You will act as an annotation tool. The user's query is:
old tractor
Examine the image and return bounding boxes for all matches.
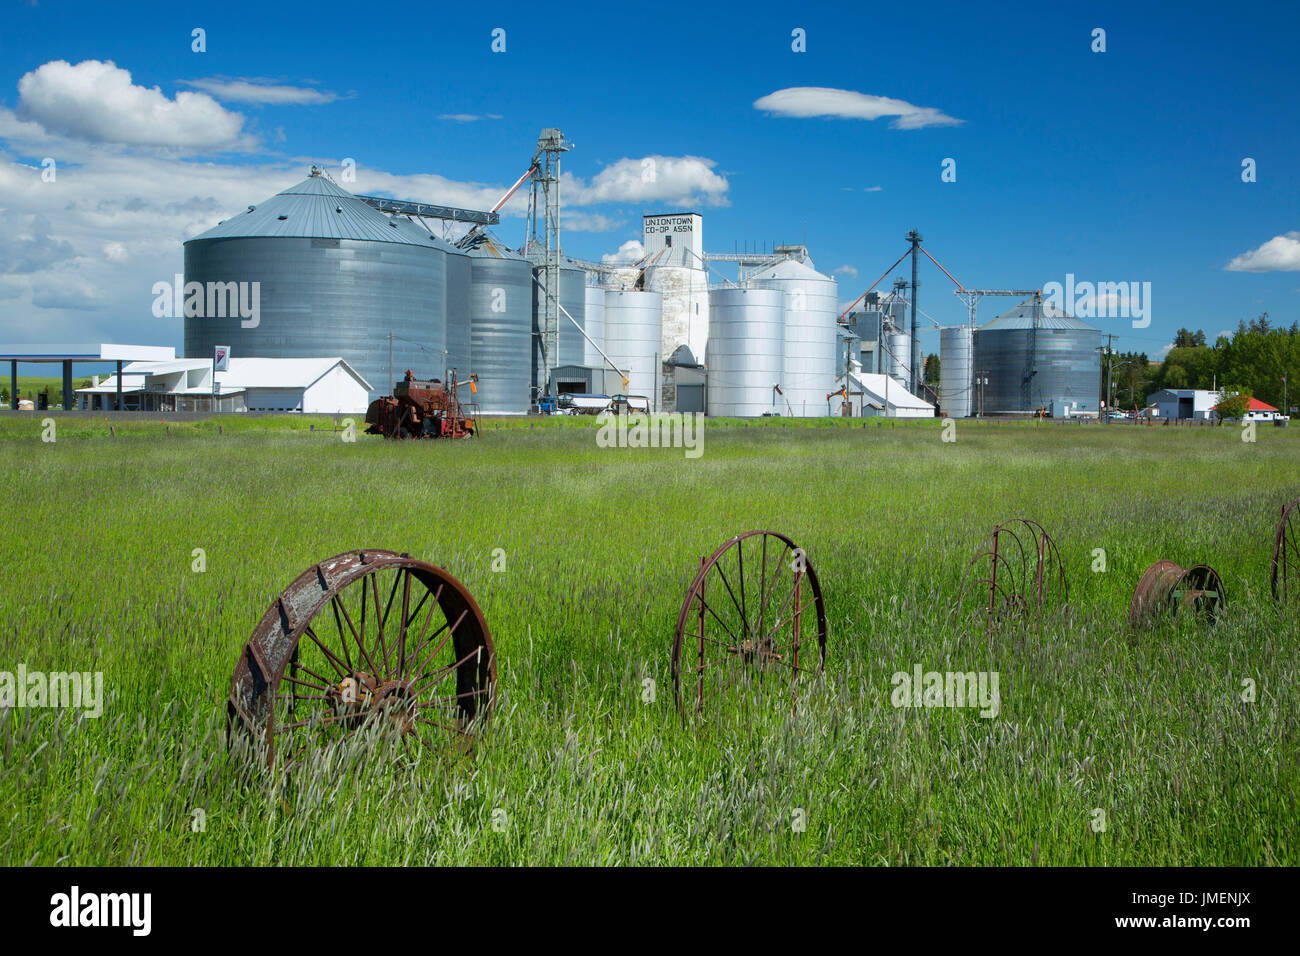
[365,369,478,439]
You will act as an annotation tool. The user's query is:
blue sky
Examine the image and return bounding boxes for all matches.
[1,0,1298,369]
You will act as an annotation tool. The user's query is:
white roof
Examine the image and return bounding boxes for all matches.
[223,357,370,390]
[842,372,935,411]
[0,343,175,362]
[78,357,371,395]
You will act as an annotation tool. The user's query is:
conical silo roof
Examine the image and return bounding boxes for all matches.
[746,258,832,283]
[188,172,453,247]
[981,297,1101,332]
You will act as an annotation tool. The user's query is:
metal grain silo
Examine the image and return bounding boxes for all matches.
[974,297,1102,415]
[444,246,472,381]
[466,233,531,414]
[603,289,663,400]
[530,257,588,392]
[183,171,447,400]
[746,259,838,417]
[706,287,784,418]
[939,325,974,418]
[881,290,911,385]
[583,284,606,370]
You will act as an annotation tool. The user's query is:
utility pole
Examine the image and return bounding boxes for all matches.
[1101,334,1115,424]
[389,331,393,391]
[907,229,922,395]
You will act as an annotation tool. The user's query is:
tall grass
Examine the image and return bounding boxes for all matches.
[0,416,1295,864]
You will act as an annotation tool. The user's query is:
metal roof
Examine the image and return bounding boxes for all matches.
[187,174,452,247]
[981,297,1101,332]
[745,258,833,283]
[87,357,371,394]
[463,230,527,260]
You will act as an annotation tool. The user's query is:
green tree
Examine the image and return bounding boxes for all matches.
[1215,390,1250,420]
[924,353,940,384]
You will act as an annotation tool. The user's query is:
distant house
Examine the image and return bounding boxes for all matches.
[77,357,371,413]
[1214,395,1284,422]
[1149,388,1220,420]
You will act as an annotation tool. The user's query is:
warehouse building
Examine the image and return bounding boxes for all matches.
[1149,388,1221,420]
[78,357,370,413]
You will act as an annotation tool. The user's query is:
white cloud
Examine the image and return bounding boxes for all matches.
[754,87,962,130]
[17,60,246,148]
[180,78,340,105]
[31,278,103,311]
[0,215,75,273]
[438,114,485,122]
[561,212,623,232]
[1225,232,1300,272]
[833,265,858,279]
[563,155,729,207]
[0,62,729,345]
[602,239,645,265]
[864,185,883,192]
[1153,341,1175,360]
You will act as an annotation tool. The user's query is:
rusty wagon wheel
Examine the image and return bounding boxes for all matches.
[1271,496,1300,603]
[956,518,1067,626]
[1127,560,1225,626]
[671,531,827,715]
[227,549,495,768]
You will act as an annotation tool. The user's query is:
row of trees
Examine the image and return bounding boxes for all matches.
[1104,314,1299,412]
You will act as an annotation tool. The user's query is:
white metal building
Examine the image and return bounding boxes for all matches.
[78,357,371,413]
[1149,388,1220,420]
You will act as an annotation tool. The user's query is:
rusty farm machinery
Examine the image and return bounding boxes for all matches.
[365,369,478,439]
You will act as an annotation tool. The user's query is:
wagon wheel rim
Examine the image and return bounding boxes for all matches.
[671,531,827,716]
[227,550,495,769]
[1271,496,1300,603]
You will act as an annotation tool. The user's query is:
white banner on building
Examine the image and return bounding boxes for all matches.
[213,345,230,372]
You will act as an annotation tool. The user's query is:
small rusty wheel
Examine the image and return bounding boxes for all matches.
[671,531,827,715]
[1127,560,1225,626]
[957,518,1067,626]
[227,549,495,768]
[1271,496,1300,603]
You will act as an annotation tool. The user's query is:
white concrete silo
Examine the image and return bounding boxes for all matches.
[706,287,785,418]
[603,289,663,401]
[746,259,838,417]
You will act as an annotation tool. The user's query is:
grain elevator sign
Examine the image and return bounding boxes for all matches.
[642,213,703,267]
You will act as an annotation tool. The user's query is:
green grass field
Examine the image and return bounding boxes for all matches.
[0,414,1296,865]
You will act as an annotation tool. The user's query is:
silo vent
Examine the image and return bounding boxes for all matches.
[335,205,343,213]
[278,215,288,220]
[246,205,255,213]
